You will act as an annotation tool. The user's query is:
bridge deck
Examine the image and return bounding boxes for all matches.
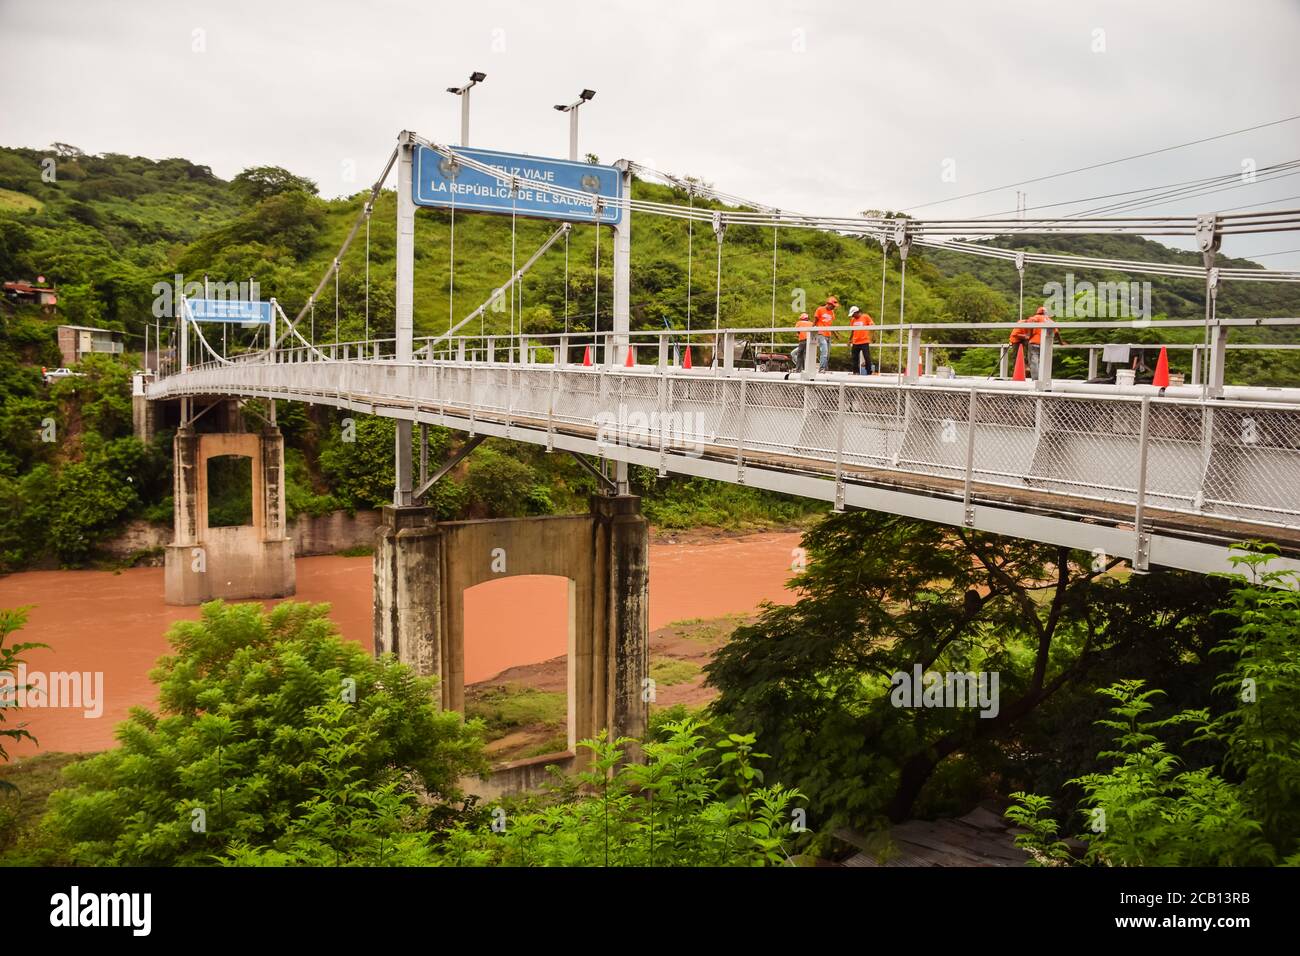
[148,359,1300,576]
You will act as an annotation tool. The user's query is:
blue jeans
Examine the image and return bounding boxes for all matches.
[817,336,830,371]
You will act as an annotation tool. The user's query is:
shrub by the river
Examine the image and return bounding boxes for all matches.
[44,600,488,865]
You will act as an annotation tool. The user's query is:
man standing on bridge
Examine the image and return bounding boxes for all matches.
[849,305,874,374]
[1009,305,1066,378]
[787,312,813,376]
[814,295,841,372]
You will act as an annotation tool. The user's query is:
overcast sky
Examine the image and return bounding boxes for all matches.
[2,0,1298,267]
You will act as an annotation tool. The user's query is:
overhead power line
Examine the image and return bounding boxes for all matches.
[899,112,1300,213]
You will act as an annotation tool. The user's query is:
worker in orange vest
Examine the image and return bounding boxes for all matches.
[848,305,874,374]
[788,312,813,376]
[813,295,840,371]
[1009,305,1066,378]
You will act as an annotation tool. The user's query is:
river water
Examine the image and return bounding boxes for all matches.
[0,531,803,757]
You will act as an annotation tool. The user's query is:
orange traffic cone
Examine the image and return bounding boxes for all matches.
[582,346,592,367]
[1152,346,1170,387]
[683,346,693,370]
[626,345,635,367]
[1012,344,1027,381]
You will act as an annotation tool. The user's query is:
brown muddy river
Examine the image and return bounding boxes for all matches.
[0,531,803,757]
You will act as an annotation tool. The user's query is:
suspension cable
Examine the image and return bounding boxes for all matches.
[686,186,693,334]
[714,217,724,337]
[899,256,908,376]
[878,240,887,375]
[510,178,518,343]
[364,210,371,342]
[274,145,396,351]
[770,217,778,339]
[594,214,601,341]
[449,174,457,333]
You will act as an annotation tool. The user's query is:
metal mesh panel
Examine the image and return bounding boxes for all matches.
[1139,403,1206,512]
[732,379,806,462]
[897,389,973,480]
[968,392,1039,490]
[150,361,1300,534]
[841,386,909,468]
[1202,405,1300,527]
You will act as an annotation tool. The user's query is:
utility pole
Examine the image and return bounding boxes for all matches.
[446,71,486,147]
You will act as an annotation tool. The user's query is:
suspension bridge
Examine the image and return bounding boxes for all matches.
[136,129,1300,783]
[146,130,1300,575]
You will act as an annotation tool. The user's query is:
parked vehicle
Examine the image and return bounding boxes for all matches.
[42,367,81,384]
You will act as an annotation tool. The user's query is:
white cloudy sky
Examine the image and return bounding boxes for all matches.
[2,0,1299,266]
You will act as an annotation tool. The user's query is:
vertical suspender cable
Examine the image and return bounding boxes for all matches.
[686,187,693,335]
[364,212,371,343]
[714,224,723,336]
[879,241,887,374]
[334,259,339,346]
[510,180,518,348]
[310,299,315,345]
[1018,263,1024,323]
[898,257,907,377]
[449,189,456,333]
[594,219,601,340]
[564,226,570,334]
[770,220,778,343]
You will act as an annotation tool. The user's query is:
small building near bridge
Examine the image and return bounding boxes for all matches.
[3,279,59,310]
[57,324,124,366]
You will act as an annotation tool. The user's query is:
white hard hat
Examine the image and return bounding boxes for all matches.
[848,305,861,316]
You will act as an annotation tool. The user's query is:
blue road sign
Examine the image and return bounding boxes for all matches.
[186,298,273,324]
[413,145,623,225]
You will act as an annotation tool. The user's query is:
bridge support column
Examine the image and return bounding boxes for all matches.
[372,506,443,677]
[164,424,295,605]
[372,494,649,789]
[592,494,650,750]
[131,372,157,443]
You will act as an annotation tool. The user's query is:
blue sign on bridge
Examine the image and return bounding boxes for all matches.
[413,145,623,225]
[185,298,273,324]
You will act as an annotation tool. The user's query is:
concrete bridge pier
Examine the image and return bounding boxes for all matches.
[373,495,650,782]
[131,371,157,443]
[164,421,296,605]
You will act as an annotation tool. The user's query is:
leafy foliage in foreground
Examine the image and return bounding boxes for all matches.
[44,601,488,865]
[1008,547,1300,866]
[0,607,45,772]
[227,720,806,867]
[706,510,1238,832]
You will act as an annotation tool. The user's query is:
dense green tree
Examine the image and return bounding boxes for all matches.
[706,511,1236,829]
[230,166,319,204]
[1009,548,1300,866]
[45,601,487,865]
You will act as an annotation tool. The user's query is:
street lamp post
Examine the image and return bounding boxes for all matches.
[446,71,487,147]
[553,89,596,161]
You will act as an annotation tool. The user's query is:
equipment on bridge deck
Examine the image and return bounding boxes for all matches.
[683,345,693,369]
[582,345,592,366]
[625,345,635,367]
[1012,343,1027,381]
